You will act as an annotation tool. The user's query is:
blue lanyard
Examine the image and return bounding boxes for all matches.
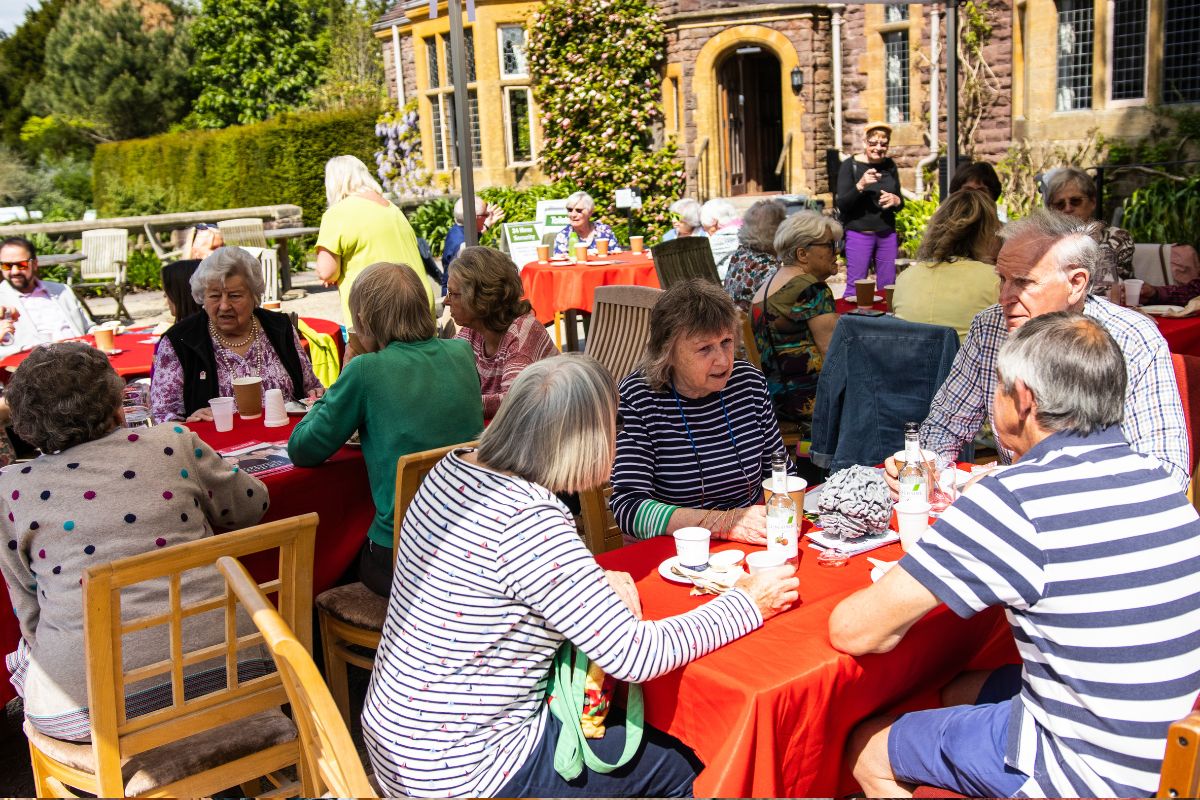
[671,383,755,505]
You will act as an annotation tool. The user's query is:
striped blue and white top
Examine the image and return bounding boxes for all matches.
[360,449,763,798]
[611,362,786,538]
[901,427,1200,798]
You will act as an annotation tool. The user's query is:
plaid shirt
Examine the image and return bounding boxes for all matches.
[920,297,1190,491]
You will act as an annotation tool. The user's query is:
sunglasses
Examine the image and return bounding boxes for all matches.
[567,207,587,213]
[0,259,34,271]
[808,240,844,254]
[1051,196,1089,210]
[866,139,890,147]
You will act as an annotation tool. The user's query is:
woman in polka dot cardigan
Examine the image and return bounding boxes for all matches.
[0,343,271,741]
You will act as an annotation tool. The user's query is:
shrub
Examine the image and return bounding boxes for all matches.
[92,107,379,225]
[896,193,938,257]
[408,197,455,256]
[1121,175,1200,248]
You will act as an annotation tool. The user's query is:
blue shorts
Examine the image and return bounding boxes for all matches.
[887,665,1030,797]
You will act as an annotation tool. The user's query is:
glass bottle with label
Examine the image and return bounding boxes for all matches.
[898,422,928,505]
[765,451,798,564]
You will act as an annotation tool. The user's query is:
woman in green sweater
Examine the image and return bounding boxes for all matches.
[289,261,483,596]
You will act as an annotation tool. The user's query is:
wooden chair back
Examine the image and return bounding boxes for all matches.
[218,217,271,248]
[218,556,377,798]
[237,246,281,303]
[80,228,129,281]
[651,236,721,289]
[586,285,661,383]
[1134,243,1175,286]
[579,482,624,554]
[80,513,318,797]
[740,310,763,370]
[392,442,476,565]
[1158,696,1200,798]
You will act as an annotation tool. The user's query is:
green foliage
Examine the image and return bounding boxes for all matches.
[478,181,575,247]
[92,107,379,225]
[27,232,74,284]
[0,0,71,152]
[957,0,1001,159]
[526,0,685,240]
[1105,108,1200,165]
[126,248,165,291]
[997,132,1106,221]
[189,0,327,128]
[23,1,195,142]
[309,0,386,112]
[896,193,939,258]
[408,198,456,257]
[1121,176,1200,248]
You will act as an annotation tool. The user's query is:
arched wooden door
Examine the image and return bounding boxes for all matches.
[717,47,784,196]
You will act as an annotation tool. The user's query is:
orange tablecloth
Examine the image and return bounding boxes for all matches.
[0,414,372,708]
[1153,315,1200,358]
[595,533,1018,798]
[521,252,660,324]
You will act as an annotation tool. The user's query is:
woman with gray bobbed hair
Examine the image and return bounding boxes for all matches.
[151,246,322,422]
[660,198,705,242]
[363,353,799,798]
[552,190,620,256]
[610,279,789,544]
[0,342,270,740]
[723,198,786,312]
[1043,166,1134,281]
[701,199,743,279]
[750,210,842,435]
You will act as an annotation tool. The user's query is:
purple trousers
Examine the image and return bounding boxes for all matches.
[843,229,898,297]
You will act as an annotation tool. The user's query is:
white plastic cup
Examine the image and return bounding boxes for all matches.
[209,397,235,432]
[1122,279,1144,307]
[673,527,711,571]
[746,550,787,574]
[896,501,932,552]
[262,387,289,428]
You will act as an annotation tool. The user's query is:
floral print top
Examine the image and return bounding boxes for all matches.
[552,222,620,257]
[723,245,778,313]
[751,271,836,437]
[1096,223,1135,281]
[150,327,321,423]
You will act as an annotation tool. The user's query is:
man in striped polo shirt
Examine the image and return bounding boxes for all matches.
[831,312,1200,798]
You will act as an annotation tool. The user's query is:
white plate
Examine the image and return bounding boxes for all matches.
[659,555,697,584]
[1140,304,1186,316]
[285,400,310,414]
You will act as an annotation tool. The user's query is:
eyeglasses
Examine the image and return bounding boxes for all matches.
[567,207,587,214]
[1051,196,1089,210]
[0,259,34,271]
[866,139,890,148]
[807,240,843,254]
[445,290,462,300]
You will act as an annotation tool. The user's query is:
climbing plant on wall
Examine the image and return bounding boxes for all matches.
[526,0,684,239]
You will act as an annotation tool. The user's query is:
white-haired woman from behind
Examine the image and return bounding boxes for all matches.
[552,190,620,257]
[362,354,799,798]
[315,155,433,350]
[661,198,707,242]
[700,199,742,280]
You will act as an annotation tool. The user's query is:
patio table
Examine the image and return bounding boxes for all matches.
[595,532,1018,797]
[263,226,320,293]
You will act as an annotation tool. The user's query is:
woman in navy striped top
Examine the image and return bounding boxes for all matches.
[361,355,799,798]
[610,279,788,541]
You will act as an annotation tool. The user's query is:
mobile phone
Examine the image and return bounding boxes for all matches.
[850,308,886,317]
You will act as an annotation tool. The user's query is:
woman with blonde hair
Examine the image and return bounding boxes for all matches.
[447,246,556,419]
[315,155,431,345]
[363,354,799,798]
[289,262,482,595]
[891,189,1001,341]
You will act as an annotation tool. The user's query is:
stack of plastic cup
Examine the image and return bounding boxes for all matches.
[263,388,289,427]
[209,397,235,432]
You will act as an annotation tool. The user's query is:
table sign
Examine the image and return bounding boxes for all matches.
[502,222,543,269]
[535,199,569,240]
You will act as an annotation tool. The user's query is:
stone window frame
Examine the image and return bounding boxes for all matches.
[497,24,536,167]
[1106,0,1149,105]
[1162,0,1200,104]
[421,30,482,173]
[1055,0,1095,112]
[866,4,921,132]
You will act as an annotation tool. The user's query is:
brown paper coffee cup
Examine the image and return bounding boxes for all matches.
[232,376,263,419]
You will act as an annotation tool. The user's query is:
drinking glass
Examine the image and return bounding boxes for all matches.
[929,455,958,513]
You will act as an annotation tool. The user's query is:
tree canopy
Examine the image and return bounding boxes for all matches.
[0,0,71,150]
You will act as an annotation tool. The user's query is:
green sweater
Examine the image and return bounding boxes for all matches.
[288,338,484,547]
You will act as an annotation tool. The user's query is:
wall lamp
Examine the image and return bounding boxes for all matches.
[791,67,804,95]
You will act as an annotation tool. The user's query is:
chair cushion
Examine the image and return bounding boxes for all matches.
[316,582,388,631]
[25,708,297,795]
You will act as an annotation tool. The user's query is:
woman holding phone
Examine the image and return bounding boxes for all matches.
[835,122,904,300]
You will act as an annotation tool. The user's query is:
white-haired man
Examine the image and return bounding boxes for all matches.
[886,209,1189,491]
[834,312,1200,798]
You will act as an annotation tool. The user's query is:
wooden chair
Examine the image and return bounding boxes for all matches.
[585,285,661,383]
[218,556,377,798]
[317,441,476,725]
[651,235,721,289]
[238,246,281,303]
[26,513,319,798]
[75,228,130,321]
[579,482,625,554]
[217,217,271,248]
[1158,695,1200,798]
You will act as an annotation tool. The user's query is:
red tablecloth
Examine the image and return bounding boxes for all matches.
[0,413,372,707]
[596,533,1018,798]
[521,253,660,324]
[1154,315,1200,358]
[834,296,890,314]
[0,317,345,381]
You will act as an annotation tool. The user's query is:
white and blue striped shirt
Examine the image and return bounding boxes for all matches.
[361,449,762,798]
[901,427,1200,798]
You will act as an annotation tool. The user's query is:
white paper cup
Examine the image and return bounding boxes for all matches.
[896,501,932,552]
[673,527,711,571]
[761,475,808,509]
[209,397,235,432]
[746,550,787,574]
[1122,279,1144,307]
[262,387,289,427]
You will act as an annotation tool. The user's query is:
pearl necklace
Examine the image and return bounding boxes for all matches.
[209,317,257,349]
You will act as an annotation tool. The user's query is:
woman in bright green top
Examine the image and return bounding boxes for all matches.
[891,189,1001,342]
[288,262,483,597]
[315,155,433,347]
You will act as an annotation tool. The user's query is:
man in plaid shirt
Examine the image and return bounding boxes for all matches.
[890,210,1189,492]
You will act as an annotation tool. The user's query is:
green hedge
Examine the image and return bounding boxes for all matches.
[92,107,380,225]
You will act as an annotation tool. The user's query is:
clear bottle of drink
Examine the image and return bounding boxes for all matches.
[898,422,928,505]
[765,451,798,565]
